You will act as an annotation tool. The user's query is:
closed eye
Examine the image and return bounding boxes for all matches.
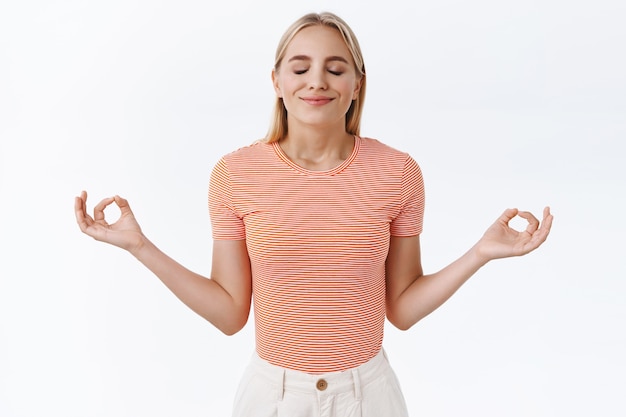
[292,69,344,76]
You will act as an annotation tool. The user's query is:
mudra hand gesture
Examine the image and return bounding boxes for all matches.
[477,207,553,262]
[74,191,144,253]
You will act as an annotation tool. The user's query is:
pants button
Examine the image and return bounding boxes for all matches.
[316,379,328,391]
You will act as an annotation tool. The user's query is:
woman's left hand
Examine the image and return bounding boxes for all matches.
[476,207,554,262]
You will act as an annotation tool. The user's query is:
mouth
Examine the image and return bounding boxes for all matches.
[300,96,334,106]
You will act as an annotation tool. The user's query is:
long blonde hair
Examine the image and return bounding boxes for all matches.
[264,12,367,143]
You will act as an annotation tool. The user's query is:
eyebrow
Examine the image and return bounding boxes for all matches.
[287,55,350,64]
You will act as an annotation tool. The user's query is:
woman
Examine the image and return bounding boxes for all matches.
[75,12,553,417]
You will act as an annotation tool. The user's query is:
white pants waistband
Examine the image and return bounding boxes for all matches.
[249,349,389,399]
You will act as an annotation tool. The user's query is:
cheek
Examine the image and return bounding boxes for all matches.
[277,75,303,95]
[338,78,360,98]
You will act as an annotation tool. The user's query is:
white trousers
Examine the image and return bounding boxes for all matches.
[232,349,409,417]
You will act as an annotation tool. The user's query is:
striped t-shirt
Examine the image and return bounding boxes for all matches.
[209,136,425,374]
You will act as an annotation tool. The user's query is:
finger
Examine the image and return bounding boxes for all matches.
[93,196,116,223]
[74,191,85,218]
[543,206,553,223]
[497,208,519,225]
[528,224,550,249]
[538,206,554,236]
[526,207,554,249]
[75,191,93,230]
[517,210,540,235]
[113,195,134,216]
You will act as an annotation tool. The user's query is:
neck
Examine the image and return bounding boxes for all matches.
[279,124,355,171]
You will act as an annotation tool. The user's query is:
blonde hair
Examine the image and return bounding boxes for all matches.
[264,12,367,143]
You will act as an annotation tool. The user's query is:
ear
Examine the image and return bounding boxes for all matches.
[352,74,364,100]
[271,69,282,98]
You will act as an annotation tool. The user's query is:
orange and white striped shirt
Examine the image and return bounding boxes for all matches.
[209,136,425,373]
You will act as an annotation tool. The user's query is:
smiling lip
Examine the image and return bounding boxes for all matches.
[300,96,334,105]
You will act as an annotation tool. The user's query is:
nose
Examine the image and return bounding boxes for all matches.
[307,66,328,90]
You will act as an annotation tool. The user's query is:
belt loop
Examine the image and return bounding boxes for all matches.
[279,369,285,400]
[351,368,362,400]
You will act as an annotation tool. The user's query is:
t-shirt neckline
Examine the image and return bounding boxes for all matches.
[272,135,361,176]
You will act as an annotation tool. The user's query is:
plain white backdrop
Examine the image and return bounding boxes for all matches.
[1,0,624,416]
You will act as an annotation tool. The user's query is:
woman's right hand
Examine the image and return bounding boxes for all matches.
[75,190,145,253]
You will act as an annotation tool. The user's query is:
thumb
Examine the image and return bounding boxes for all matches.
[114,195,134,215]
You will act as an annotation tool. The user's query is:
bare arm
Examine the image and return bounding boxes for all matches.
[75,191,252,335]
[386,207,553,330]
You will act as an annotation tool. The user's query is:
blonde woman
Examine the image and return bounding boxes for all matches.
[75,12,553,417]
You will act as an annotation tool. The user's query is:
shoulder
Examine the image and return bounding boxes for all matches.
[358,136,417,166]
[359,136,404,153]
[212,140,282,185]
[356,137,423,187]
[221,140,273,164]
[214,141,276,175]
[359,137,411,158]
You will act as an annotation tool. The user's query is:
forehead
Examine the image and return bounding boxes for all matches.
[284,25,352,60]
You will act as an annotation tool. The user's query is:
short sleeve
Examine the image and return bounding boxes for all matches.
[208,158,246,240]
[390,156,425,236]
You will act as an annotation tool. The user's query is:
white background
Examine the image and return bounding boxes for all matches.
[1,0,624,416]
